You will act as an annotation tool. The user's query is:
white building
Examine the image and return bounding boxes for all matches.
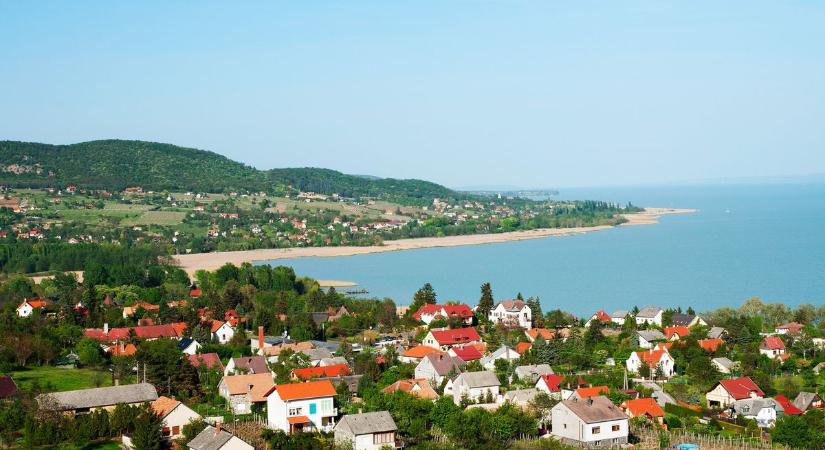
[265,380,338,434]
[705,377,764,409]
[187,424,253,450]
[551,396,628,446]
[634,307,664,327]
[637,330,666,349]
[711,357,737,375]
[626,348,675,379]
[178,338,201,356]
[211,320,235,344]
[16,299,48,318]
[610,310,629,326]
[730,398,784,428]
[334,411,397,450]
[446,371,501,406]
[489,300,532,329]
[151,396,202,439]
[480,346,520,370]
[414,353,465,386]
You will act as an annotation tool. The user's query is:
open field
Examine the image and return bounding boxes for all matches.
[11,366,112,392]
[122,210,187,226]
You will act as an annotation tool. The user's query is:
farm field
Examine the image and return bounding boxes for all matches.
[11,366,112,392]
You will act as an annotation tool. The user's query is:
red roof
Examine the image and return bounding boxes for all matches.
[538,374,564,393]
[775,394,803,415]
[450,345,483,362]
[287,416,311,425]
[210,320,227,333]
[412,304,442,320]
[267,380,337,401]
[412,304,474,321]
[664,326,691,340]
[19,299,49,309]
[430,327,481,346]
[622,398,664,418]
[776,322,803,334]
[442,304,474,319]
[292,364,350,380]
[84,323,186,342]
[718,377,764,400]
[515,342,532,354]
[402,345,443,359]
[188,353,224,371]
[525,328,555,341]
[761,336,785,350]
[592,310,611,323]
[575,385,610,399]
[190,289,202,297]
[698,338,724,352]
[635,348,671,368]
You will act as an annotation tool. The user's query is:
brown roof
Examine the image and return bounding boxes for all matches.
[151,396,181,418]
[188,353,224,371]
[220,373,275,402]
[0,376,19,399]
[562,395,626,423]
[230,356,269,374]
[382,378,439,400]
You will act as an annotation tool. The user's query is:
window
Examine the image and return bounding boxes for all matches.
[373,432,394,444]
[612,424,620,432]
[288,407,303,416]
[309,403,317,414]
[592,426,601,434]
[172,426,180,435]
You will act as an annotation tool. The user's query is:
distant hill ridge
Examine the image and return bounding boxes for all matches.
[0,139,454,199]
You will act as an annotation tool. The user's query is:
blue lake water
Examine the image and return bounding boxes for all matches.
[261,183,825,317]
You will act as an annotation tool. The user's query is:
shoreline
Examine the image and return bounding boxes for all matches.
[173,207,695,277]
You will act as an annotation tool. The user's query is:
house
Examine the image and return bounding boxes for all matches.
[188,353,224,372]
[536,374,565,399]
[411,304,474,325]
[291,364,351,381]
[620,398,665,424]
[218,373,275,414]
[670,314,707,328]
[664,326,690,341]
[711,357,737,374]
[514,364,554,384]
[489,300,532,328]
[793,392,824,411]
[448,345,482,362]
[187,424,254,450]
[178,338,201,356]
[265,379,338,433]
[636,330,666,349]
[319,356,349,367]
[399,345,443,364]
[382,378,439,400]
[210,320,235,344]
[585,310,612,327]
[514,342,532,354]
[730,397,784,427]
[759,336,787,360]
[774,395,803,416]
[610,310,630,326]
[122,302,160,318]
[706,377,764,408]
[259,342,314,361]
[37,383,158,414]
[84,323,186,343]
[626,348,675,379]
[151,396,202,439]
[698,338,724,352]
[480,345,520,370]
[301,347,334,366]
[16,299,50,317]
[0,376,20,400]
[446,371,501,405]
[707,326,727,340]
[503,388,541,408]
[572,386,610,400]
[422,328,482,351]
[775,322,804,336]
[334,411,397,450]
[635,307,664,327]
[524,328,554,342]
[414,353,465,385]
[224,356,269,376]
[551,396,628,446]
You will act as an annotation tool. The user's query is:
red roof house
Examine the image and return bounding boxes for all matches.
[188,353,224,371]
[536,374,564,394]
[698,338,724,352]
[448,345,483,362]
[717,377,765,401]
[424,327,482,349]
[775,394,803,415]
[291,364,351,380]
[664,326,691,340]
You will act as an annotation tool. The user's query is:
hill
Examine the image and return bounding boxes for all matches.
[0,139,454,200]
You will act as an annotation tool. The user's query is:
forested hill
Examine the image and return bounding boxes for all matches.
[0,140,454,199]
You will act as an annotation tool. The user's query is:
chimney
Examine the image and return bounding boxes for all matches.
[215,422,221,434]
[104,323,109,334]
[258,326,264,350]
[587,397,594,406]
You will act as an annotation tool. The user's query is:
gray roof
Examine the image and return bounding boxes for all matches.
[611,310,629,318]
[455,371,501,388]
[504,388,540,404]
[559,396,626,423]
[732,397,783,415]
[708,327,726,339]
[187,425,238,450]
[514,364,554,381]
[793,392,821,411]
[636,307,663,318]
[230,356,269,374]
[637,330,665,342]
[310,340,342,353]
[712,357,735,370]
[301,347,334,361]
[39,383,158,411]
[670,314,696,326]
[335,411,397,435]
[320,357,349,367]
[422,353,465,376]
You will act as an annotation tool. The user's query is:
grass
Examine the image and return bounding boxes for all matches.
[122,210,187,226]
[10,366,112,392]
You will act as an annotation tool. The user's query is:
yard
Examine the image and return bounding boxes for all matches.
[11,366,112,392]
[121,210,187,226]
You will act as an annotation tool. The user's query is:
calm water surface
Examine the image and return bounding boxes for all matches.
[260,183,825,316]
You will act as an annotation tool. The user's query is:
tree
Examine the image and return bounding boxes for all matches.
[130,407,163,450]
[477,282,494,317]
[77,337,106,368]
[410,283,437,313]
[526,296,544,328]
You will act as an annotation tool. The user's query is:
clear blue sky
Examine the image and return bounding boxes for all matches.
[2,1,824,188]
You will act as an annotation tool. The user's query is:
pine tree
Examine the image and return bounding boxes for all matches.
[410,283,437,314]
[477,282,494,317]
[130,408,163,450]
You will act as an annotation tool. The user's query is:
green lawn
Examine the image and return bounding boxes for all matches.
[10,366,112,392]
[122,210,187,226]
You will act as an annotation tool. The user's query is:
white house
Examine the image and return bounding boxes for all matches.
[637,330,666,349]
[414,353,465,386]
[705,377,764,409]
[480,346,520,370]
[730,398,784,428]
[211,320,235,344]
[265,380,338,434]
[711,357,737,375]
[536,374,566,400]
[187,424,253,450]
[759,336,787,360]
[610,310,629,326]
[634,307,664,327]
[151,396,202,439]
[626,348,675,379]
[551,396,628,446]
[178,338,201,356]
[488,300,532,329]
[514,364,554,384]
[445,371,501,405]
[16,299,48,318]
[333,411,397,450]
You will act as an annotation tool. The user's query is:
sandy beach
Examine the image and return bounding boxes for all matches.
[173,207,695,277]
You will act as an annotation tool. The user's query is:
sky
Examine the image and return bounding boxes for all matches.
[1,1,824,188]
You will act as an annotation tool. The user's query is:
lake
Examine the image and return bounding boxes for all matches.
[261,182,825,317]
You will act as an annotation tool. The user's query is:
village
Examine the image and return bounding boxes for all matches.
[3,266,824,449]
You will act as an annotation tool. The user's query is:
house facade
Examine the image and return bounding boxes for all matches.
[551,396,628,447]
[626,348,675,379]
[759,336,787,360]
[218,373,274,414]
[634,307,663,327]
[422,328,482,351]
[151,396,202,439]
[333,411,398,450]
[414,353,465,385]
[265,380,337,434]
[488,300,532,329]
[211,320,235,344]
[445,371,501,405]
[706,377,764,409]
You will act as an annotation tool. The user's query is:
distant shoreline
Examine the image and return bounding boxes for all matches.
[173,207,695,277]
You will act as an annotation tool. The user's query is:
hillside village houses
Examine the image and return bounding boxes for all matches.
[411,303,474,325]
[488,299,532,328]
[265,379,338,434]
[16,298,50,317]
[414,353,465,386]
[760,336,788,360]
[705,377,765,409]
[626,346,676,379]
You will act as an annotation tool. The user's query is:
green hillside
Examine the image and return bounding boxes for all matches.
[0,139,454,200]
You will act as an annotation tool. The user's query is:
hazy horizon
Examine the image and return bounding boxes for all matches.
[2,1,824,188]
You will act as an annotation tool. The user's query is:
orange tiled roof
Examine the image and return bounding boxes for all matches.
[221,373,275,402]
[515,342,532,354]
[292,364,350,380]
[622,397,664,418]
[698,338,724,352]
[526,328,555,341]
[636,349,670,368]
[575,385,610,399]
[402,345,443,359]
[109,343,137,357]
[664,326,691,340]
[151,396,181,418]
[268,379,337,401]
[382,378,439,400]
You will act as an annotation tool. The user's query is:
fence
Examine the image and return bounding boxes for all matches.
[633,426,773,450]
